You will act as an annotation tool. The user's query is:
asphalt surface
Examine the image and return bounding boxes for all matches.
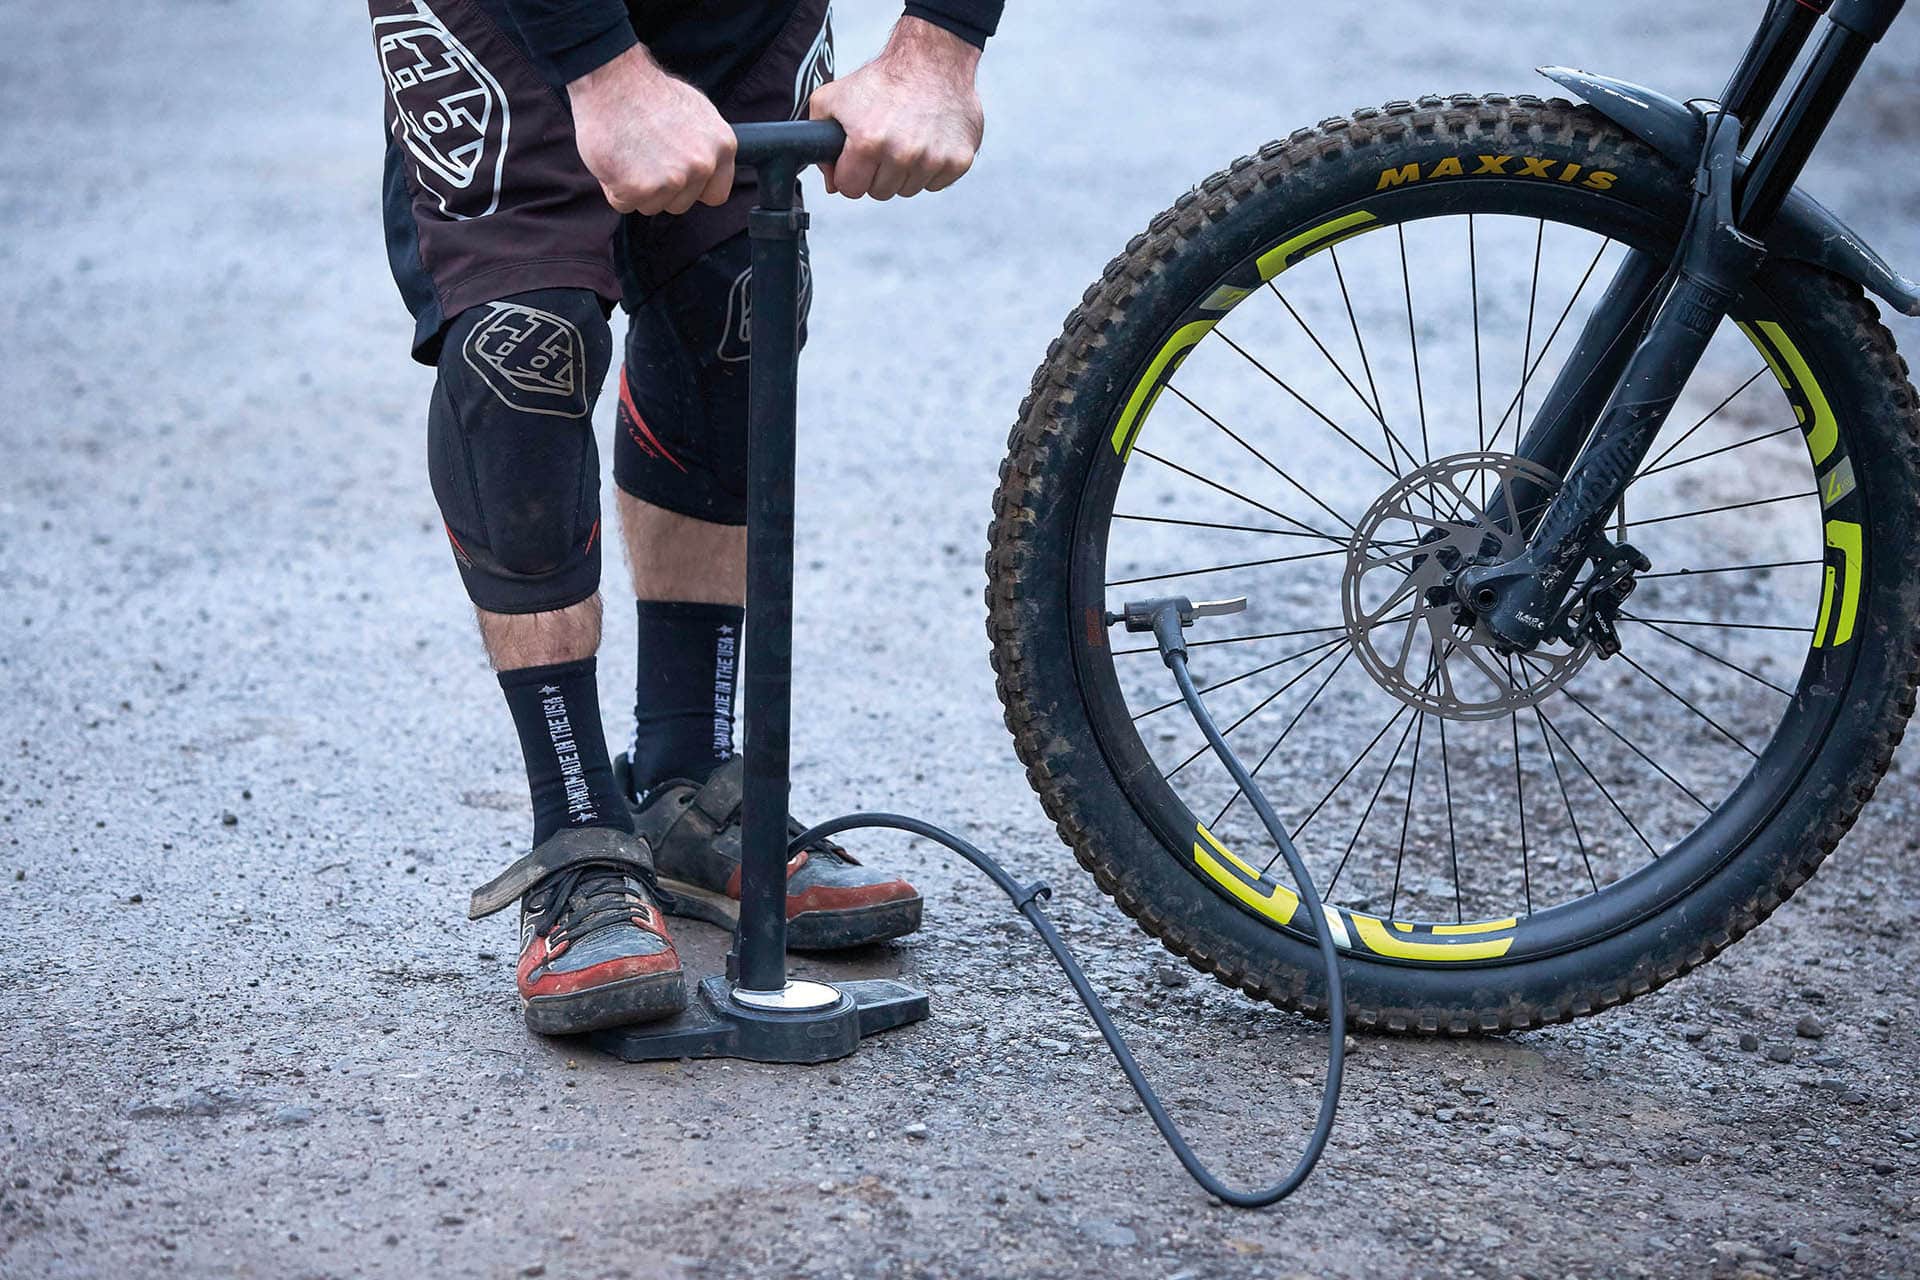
[3,3,1919,1278]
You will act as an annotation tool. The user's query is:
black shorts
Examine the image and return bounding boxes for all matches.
[370,0,833,363]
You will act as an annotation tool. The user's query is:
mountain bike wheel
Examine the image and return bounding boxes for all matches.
[986,94,1920,1032]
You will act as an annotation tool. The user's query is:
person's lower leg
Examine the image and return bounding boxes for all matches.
[618,490,747,797]
[427,287,628,847]
[480,597,633,845]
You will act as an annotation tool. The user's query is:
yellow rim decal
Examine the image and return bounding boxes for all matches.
[1109,319,1215,456]
[1193,824,1299,926]
[1254,210,1379,282]
[1111,211,1380,459]
[1744,320,1838,465]
[1348,914,1517,961]
[1431,917,1519,936]
[1818,520,1862,647]
[1738,320,1857,648]
[1194,825,1522,960]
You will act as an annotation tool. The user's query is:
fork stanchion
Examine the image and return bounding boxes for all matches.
[590,122,929,1063]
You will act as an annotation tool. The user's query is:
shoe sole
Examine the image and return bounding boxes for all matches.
[659,877,924,951]
[522,970,687,1037]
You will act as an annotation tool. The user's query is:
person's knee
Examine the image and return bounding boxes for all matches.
[613,233,809,526]
[429,289,613,613]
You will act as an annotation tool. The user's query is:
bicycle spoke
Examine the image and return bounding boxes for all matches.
[1270,283,1396,460]
[1628,490,1819,529]
[1524,656,1710,810]
[1110,511,1337,539]
[1620,615,1813,635]
[1637,368,1769,475]
[1485,237,1613,455]
[1516,221,1544,447]
[1106,543,1349,588]
[1216,647,1356,826]
[1534,702,1661,859]
[1469,215,1486,482]
[1635,558,1821,581]
[1506,658,1532,916]
[1165,640,1354,779]
[1437,712,1463,922]
[1329,245,1387,429]
[1291,698,1416,841]
[1213,330,1404,479]
[1614,650,1761,758]
[1131,630,1354,722]
[1387,705,1429,918]
[1398,224,1431,468]
[1133,447,1347,547]
[1164,385,1361,533]
[1633,411,1791,484]
[1533,704,1601,894]
[1618,614,1795,696]
[1323,706,1422,899]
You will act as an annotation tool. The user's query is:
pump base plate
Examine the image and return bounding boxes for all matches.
[588,976,929,1064]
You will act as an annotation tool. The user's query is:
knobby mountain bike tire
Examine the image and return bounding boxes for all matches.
[986,95,1920,1033]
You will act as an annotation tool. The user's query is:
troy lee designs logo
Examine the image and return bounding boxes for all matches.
[374,1,510,219]
[791,3,835,118]
[717,254,813,364]
[463,302,589,417]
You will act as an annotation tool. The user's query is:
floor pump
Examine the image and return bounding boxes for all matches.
[593,123,1345,1208]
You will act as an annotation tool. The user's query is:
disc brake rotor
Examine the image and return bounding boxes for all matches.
[1342,452,1592,721]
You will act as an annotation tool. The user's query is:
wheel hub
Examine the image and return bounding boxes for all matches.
[1341,452,1592,721]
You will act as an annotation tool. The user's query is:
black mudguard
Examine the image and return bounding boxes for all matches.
[1540,66,1920,317]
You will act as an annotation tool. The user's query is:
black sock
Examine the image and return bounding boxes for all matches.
[628,599,744,799]
[498,657,634,846]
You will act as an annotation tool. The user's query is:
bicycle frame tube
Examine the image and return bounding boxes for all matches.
[1461,0,1904,652]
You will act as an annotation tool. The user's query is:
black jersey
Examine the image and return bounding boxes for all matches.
[506,0,1005,87]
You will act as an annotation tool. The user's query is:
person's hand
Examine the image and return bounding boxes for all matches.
[807,17,984,200]
[567,43,736,215]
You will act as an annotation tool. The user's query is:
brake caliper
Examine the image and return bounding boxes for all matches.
[1552,539,1652,659]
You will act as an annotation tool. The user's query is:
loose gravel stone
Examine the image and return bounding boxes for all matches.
[1078,1220,1137,1248]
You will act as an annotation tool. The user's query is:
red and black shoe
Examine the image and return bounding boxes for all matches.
[468,827,686,1035]
[616,756,924,950]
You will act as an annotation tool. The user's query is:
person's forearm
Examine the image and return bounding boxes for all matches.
[880,14,983,82]
[900,0,1006,49]
[503,0,638,84]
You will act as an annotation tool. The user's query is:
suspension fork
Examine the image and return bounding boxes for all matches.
[1485,0,1837,536]
[1460,0,1901,652]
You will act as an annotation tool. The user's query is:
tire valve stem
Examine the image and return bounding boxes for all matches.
[1108,596,1248,664]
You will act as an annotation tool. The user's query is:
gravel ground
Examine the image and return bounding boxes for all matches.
[3,3,1918,1278]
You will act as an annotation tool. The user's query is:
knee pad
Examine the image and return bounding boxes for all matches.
[428,288,613,614]
[612,232,811,526]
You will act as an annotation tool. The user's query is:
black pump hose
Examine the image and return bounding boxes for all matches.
[789,648,1345,1208]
